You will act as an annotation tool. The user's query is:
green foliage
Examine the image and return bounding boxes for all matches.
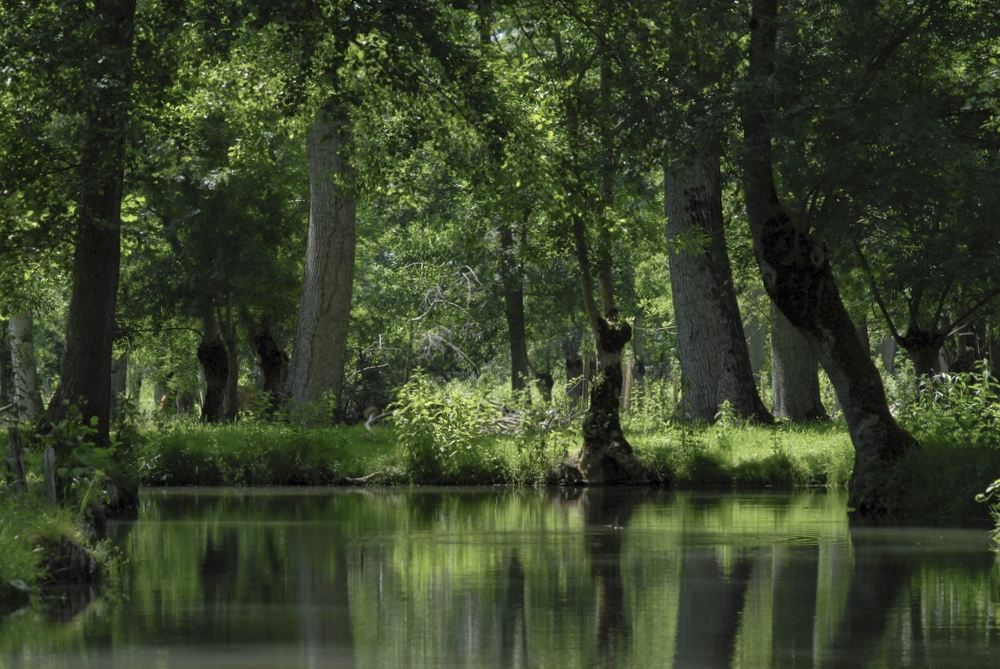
[894,366,1000,523]
[391,375,502,484]
[36,407,116,512]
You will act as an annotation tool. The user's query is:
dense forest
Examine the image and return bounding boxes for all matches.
[2,0,1000,517]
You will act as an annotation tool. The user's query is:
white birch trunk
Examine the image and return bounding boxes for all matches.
[8,313,43,421]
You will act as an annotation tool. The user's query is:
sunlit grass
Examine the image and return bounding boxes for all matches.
[139,415,853,490]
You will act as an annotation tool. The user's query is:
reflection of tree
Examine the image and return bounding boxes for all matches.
[295,525,356,669]
[199,528,240,608]
[673,498,755,668]
[499,550,528,668]
[821,528,911,669]
[583,488,647,668]
[772,545,819,668]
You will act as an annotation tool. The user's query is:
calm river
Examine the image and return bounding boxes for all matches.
[4,487,1000,668]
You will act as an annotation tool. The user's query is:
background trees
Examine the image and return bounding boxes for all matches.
[2,0,999,510]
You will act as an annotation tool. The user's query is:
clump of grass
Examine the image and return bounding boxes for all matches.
[0,491,97,600]
[140,421,397,486]
[631,420,853,488]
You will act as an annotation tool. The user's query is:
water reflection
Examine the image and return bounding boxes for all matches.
[3,488,1000,668]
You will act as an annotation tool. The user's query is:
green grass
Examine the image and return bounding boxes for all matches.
[0,491,92,597]
[137,416,854,489]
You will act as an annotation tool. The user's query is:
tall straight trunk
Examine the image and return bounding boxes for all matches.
[770,302,826,421]
[742,0,919,516]
[665,153,772,424]
[223,321,239,422]
[288,98,356,418]
[499,221,529,393]
[0,322,11,409]
[8,313,43,421]
[47,0,136,448]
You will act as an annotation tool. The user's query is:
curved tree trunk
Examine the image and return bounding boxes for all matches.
[665,153,772,424]
[47,0,136,449]
[287,98,356,419]
[742,0,919,516]
[771,302,827,421]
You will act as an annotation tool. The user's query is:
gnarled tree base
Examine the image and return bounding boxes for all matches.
[548,315,651,486]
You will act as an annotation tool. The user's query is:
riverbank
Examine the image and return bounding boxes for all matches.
[138,419,855,489]
[0,493,105,617]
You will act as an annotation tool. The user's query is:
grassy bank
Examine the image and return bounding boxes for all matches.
[0,491,101,615]
[137,417,855,489]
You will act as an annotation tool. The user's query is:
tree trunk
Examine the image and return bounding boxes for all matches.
[562,336,585,410]
[46,0,136,448]
[252,324,289,417]
[287,98,356,419]
[665,153,772,424]
[198,315,228,423]
[8,313,44,421]
[0,322,11,409]
[623,310,645,412]
[771,302,827,421]
[110,354,128,424]
[499,220,529,393]
[222,318,239,422]
[742,0,919,516]
[899,328,946,377]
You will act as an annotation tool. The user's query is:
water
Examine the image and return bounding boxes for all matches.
[4,487,1000,668]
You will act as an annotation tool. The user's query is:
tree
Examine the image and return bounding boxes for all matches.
[740,0,919,516]
[288,98,358,415]
[665,153,772,423]
[770,303,826,422]
[43,0,137,449]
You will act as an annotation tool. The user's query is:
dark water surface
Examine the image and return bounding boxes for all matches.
[4,487,1000,668]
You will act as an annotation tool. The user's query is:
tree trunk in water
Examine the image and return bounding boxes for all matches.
[771,302,827,421]
[665,153,772,424]
[742,0,919,516]
[499,221,529,393]
[287,98,356,419]
[46,0,136,449]
[8,313,44,421]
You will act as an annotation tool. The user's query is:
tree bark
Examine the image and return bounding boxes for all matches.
[198,336,229,424]
[8,313,44,421]
[222,316,239,422]
[287,98,356,419]
[771,302,827,421]
[741,0,919,516]
[47,0,136,448]
[499,220,529,393]
[198,314,228,423]
[252,324,289,416]
[665,153,772,424]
